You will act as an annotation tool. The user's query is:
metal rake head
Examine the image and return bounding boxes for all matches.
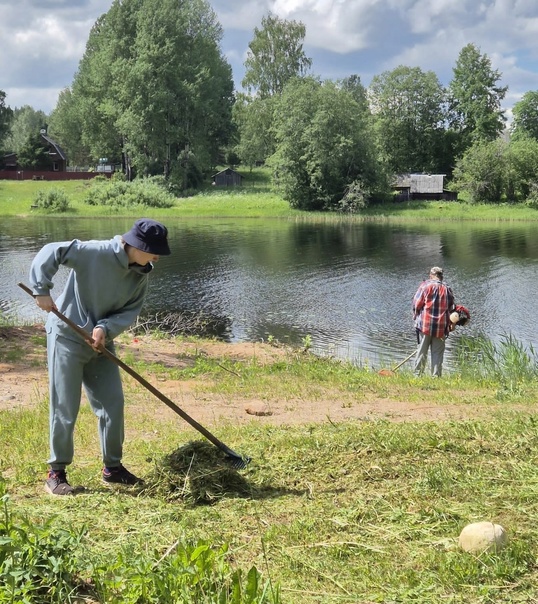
[227,454,252,470]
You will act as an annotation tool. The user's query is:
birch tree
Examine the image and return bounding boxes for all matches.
[242,13,312,98]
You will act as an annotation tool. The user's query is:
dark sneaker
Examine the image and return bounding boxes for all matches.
[45,469,75,496]
[102,464,143,486]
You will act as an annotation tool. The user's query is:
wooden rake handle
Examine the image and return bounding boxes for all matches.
[18,282,250,467]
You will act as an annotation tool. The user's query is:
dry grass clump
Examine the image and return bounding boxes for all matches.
[144,440,251,504]
[133,311,231,338]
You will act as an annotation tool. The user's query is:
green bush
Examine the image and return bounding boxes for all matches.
[32,188,71,213]
[525,181,538,209]
[453,137,538,204]
[84,178,175,208]
[111,171,126,182]
[92,541,277,603]
[452,140,506,204]
[456,332,538,396]
[338,179,371,212]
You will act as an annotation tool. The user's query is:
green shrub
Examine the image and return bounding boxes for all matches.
[452,139,507,203]
[525,181,538,208]
[32,188,71,213]
[0,490,279,603]
[111,171,126,182]
[84,178,175,208]
[456,332,538,396]
[90,174,108,183]
[338,179,371,212]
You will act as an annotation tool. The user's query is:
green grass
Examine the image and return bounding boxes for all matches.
[0,172,298,219]
[361,198,538,222]
[3,173,538,220]
[3,333,538,602]
[0,179,89,210]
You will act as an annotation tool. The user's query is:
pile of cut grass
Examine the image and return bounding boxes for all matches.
[144,440,251,504]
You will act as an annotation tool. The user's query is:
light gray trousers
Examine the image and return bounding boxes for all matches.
[46,330,125,470]
[414,332,446,377]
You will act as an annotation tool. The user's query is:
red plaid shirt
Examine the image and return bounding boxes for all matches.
[413,278,455,338]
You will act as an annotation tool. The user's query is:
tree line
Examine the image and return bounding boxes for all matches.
[2,0,538,210]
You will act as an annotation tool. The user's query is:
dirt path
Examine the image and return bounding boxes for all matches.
[0,325,498,425]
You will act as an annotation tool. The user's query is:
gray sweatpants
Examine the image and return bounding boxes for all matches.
[414,332,446,377]
[46,330,125,470]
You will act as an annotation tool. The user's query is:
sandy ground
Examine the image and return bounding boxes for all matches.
[0,324,495,426]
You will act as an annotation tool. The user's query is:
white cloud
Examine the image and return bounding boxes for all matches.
[12,16,88,61]
[405,0,470,34]
[213,0,270,30]
[1,0,538,115]
[5,87,64,112]
[0,0,107,108]
[215,0,375,53]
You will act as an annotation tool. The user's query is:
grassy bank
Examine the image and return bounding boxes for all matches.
[0,176,298,219]
[3,175,538,221]
[2,328,538,602]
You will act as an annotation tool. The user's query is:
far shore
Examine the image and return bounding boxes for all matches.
[3,176,538,222]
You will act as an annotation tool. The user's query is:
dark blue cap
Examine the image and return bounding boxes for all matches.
[123,219,171,256]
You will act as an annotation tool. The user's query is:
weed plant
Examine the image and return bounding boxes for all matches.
[0,489,274,603]
[0,493,86,603]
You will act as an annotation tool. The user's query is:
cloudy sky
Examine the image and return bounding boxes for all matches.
[2,0,538,121]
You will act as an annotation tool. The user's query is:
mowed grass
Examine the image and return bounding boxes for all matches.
[3,332,538,603]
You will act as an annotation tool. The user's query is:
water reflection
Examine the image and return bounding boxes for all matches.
[2,216,538,371]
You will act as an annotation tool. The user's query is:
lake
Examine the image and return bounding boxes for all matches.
[2,215,538,371]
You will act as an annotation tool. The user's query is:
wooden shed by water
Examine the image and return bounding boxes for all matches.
[393,173,457,201]
[212,168,243,187]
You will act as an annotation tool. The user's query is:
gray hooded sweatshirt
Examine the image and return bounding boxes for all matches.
[30,235,152,343]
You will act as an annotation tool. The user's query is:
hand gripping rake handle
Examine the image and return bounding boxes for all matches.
[18,282,250,469]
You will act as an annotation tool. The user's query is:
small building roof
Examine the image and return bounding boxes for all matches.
[2,152,17,166]
[212,167,242,177]
[41,134,67,161]
[393,173,446,193]
[410,173,445,194]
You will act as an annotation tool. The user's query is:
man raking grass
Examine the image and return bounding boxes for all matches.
[27,219,171,495]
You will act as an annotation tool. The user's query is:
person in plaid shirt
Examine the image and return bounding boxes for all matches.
[413,266,455,377]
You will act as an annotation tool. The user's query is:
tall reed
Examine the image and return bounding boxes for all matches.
[455,332,538,394]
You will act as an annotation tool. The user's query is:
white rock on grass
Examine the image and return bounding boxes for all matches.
[458,522,508,553]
